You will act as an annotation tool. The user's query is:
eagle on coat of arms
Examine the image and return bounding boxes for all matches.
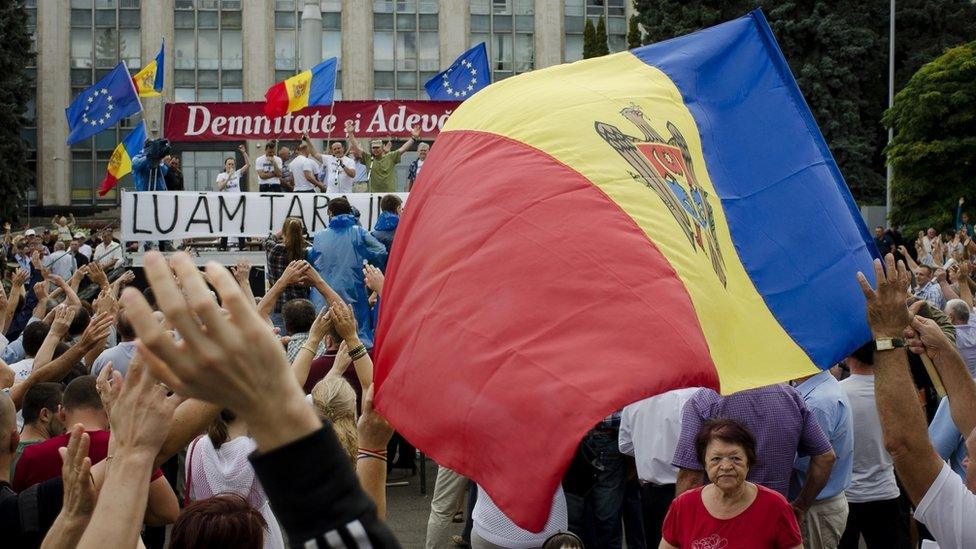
[596,106,728,287]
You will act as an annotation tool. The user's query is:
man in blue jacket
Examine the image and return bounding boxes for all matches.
[309,197,387,348]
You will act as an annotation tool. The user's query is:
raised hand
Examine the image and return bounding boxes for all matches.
[88,262,109,289]
[33,280,49,302]
[93,289,119,317]
[363,263,385,296]
[410,126,421,140]
[95,363,120,419]
[330,300,359,344]
[856,253,912,339]
[232,259,252,284]
[104,352,183,458]
[118,270,136,286]
[281,259,310,285]
[58,424,97,517]
[50,304,78,338]
[904,300,954,361]
[308,307,333,344]
[79,312,114,351]
[12,268,28,288]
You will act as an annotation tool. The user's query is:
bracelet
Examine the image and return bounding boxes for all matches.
[300,345,316,355]
[348,344,367,360]
[357,448,388,462]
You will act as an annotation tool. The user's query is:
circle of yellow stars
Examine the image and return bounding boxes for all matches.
[81,88,115,127]
[442,59,478,98]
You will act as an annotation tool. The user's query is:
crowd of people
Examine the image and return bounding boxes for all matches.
[3,191,976,549]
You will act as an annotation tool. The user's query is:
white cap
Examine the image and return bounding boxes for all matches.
[23,229,36,236]
[73,232,85,239]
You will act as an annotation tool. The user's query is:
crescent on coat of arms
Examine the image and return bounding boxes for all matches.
[596,106,728,287]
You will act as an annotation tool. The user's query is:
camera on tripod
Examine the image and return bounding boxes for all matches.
[143,138,172,164]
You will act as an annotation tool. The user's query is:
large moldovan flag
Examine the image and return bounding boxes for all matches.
[372,10,879,531]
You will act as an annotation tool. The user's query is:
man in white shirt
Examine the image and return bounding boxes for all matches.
[838,346,909,548]
[255,142,284,193]
[290,141,325,193]
[90,310,137,378]
[41,241,77,281]
[619,387,699,548]
[73,233,92,260]
[325,141,357,194]
[93,230,124,269]
[858,256,976,548]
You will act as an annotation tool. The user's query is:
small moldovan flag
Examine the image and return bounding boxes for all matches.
[264,57,338,118]
[424,42,491,100]
[132,39,165,97]
[98,121,147,196]
[66,62,142,145]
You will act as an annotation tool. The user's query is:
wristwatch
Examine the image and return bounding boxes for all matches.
[875,337,906,351]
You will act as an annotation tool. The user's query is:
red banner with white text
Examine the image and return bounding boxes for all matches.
[164,100,462,142]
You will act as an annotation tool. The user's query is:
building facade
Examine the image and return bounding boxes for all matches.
[24,0,633,207]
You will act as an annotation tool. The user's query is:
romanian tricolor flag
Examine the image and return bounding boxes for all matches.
[263,57,337,118]
[132,40,164,97]
[99,121,146,196]
[373,10,879,531]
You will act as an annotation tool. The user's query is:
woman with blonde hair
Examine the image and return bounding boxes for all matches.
[311,375,359,464]
[264,216,311,330]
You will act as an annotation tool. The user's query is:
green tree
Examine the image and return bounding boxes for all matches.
[632,0,976,206]
[583,17,597,59]
[627,16,643,49]
[884,41,976,234]
[595,15,610,56]
[0,0,35,223]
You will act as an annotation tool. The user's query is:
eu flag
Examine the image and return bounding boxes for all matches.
[66,62,142,145]
[424,42,491,101]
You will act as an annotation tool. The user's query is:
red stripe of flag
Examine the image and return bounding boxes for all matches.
[98,173,118,197]
[373,130,719,531]
[264,81,289,118]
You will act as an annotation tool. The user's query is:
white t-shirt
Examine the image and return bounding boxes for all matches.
[216,167,246,192]
[78,243,93,259]
[94,241,124,267]
[321,155,356,194]
[619,387,700,485]
[255,155,283,187]
[915,462,976,548]
[9,358,34,384]
[840,374,901,502]
[472,485,567,549]
[290,155,320,192]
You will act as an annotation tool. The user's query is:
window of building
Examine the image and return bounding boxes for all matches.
[69,0,142,205]
[273,0,343,99]
[373,0,439,99]
[470,0,534,82]
[23,0,37,207]
[174,0,243,103]
[563,0,627,62]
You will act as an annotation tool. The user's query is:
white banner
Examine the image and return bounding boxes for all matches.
[121,191,408,241]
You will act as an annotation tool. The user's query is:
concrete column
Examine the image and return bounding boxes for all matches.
[242,0,274,190]
[140,0,174,140]
[341,0,372,99]
[301,0,323,71]
[534,0,563,69]
[439,0,469,65]
[36,0,71,206]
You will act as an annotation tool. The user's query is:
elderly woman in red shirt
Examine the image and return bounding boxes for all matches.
[660,418,802,549]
